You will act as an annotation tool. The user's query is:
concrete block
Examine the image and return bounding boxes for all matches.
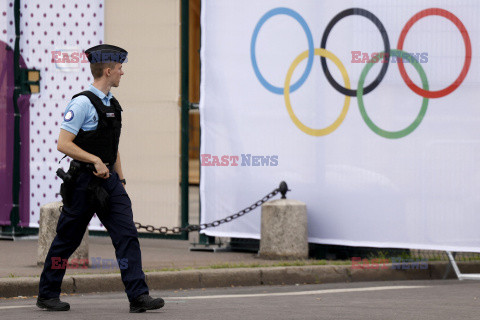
[199,268,262,288]
[429,261,480,280]
[261,266,349,285]
[37,202,88,266]
[457,262,480,274]
[0,278,35,297]
[349,266,430,282]
[428,262,456,279]
[72,274,124,294]
[59,277,75,295]
[146,270,201,290]
[259,199,308,260]
[15,278,38,297]
[0,276,74,298]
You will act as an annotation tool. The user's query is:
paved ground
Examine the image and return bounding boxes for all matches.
[0,186,297,278]
[1,280,478,319]
[0,236,299,278]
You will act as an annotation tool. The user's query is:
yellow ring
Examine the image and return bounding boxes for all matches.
[284,48,351,136]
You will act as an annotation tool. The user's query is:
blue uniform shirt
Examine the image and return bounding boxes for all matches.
[61,84,114,135]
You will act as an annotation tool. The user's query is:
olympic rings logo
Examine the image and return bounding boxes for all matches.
[251,8,472,139]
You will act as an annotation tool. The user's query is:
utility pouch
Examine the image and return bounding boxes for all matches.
[86,177,110,217]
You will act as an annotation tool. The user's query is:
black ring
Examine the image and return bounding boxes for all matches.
[320,8,390,97]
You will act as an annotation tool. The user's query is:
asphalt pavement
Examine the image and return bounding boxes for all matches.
[2,186,480,300]
[1,280,479,320]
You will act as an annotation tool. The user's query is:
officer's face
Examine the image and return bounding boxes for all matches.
[110,63,124,87]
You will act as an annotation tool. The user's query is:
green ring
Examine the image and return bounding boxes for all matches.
[357,49,429,139]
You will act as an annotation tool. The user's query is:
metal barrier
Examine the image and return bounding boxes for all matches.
[134,181,289,235]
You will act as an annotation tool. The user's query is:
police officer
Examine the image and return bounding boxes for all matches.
[37,44,164,313]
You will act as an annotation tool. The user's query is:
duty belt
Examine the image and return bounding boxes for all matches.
[71,160,113,173]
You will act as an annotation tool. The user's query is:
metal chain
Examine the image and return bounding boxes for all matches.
[134,182,289,235]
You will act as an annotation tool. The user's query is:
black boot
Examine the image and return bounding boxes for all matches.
[129,294,165,313]
[36,297,70,311]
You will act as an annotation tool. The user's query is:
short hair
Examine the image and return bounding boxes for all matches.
[90,62,118,79]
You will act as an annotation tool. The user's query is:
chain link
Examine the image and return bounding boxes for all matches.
[134,186,281,235]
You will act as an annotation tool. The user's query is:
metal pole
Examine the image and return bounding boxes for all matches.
[9,0,21,233]
[180,0,190,240]
[446,251,480,281]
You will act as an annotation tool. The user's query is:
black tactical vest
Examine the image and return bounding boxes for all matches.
[71,91,122,165]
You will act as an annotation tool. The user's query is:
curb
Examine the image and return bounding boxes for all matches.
[1,262,479,298]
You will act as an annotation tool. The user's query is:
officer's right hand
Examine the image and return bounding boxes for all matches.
[93,160,110,179]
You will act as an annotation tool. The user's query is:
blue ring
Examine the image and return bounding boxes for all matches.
[64,110,74,122]
[251,7,314,94]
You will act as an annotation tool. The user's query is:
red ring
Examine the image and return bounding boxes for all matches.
[397,8,471,99]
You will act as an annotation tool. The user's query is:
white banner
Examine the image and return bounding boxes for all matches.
[200,0,480,252]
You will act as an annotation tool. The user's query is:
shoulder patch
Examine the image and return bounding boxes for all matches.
[64,110,74,122]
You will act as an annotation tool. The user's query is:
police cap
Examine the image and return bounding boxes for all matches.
[85,44,128,64]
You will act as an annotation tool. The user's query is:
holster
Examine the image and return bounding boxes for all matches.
[57,161,83,207]
[57,161,110,216]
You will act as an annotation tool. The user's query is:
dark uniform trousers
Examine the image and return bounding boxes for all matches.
[38,168,149,301]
